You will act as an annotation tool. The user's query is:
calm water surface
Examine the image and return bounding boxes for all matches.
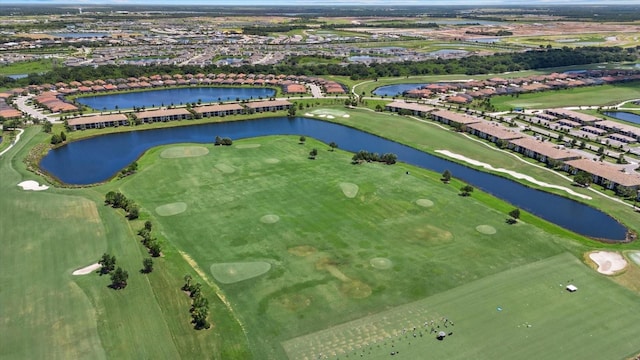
[40,117,627,240]
[604,111,640,125]
[373,84,427,97]
[75,87,276,111]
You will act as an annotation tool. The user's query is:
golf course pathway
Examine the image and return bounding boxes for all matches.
[0,128,24,157]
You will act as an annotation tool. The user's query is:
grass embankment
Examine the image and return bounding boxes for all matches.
[490,81,640,111]
[0,127,248,359]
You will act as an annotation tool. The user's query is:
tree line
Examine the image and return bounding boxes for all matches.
[4,46,635,87]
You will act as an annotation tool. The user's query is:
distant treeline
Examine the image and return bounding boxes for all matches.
[321,22,439,29]
[1,46,635,87]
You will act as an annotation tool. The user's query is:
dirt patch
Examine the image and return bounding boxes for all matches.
[288,245,317,257]
[260,214,280,224]
[410,224,453,244]
[476,225,497,235]
[416,199,434,207]
[264,158,280,164]
[160,146,209,158]
[210,261,272,284]
[339,182,359,198]
[275,293,312,311]
[72,263,101,275]
[340,280,372,299]
[588,251,627,275]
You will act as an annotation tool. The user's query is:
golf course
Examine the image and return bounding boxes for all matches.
[3,107,640,359]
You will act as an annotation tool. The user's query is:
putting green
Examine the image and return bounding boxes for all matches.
[339,182,359,198]
[476,224,497,235]
[155,202,187,216]
[235,143,261,149]
[260,214,280,224]
[370,257,393,270]
[264,158,280,164]
[416,199,434,207]
[160,146,209,158]
[210,261,272,284]
[214,163,236,173]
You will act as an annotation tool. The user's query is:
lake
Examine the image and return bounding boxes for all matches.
[40,116,627,240]
[75,87,276,111]
[372,84,426,97]
[604,111,640,125]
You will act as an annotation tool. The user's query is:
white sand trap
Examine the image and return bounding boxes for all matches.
[343,114,350,118]
[236,143,261,149]
[72,263,101,275]
[370,257,393,270]
[260,214,280,224]
[304,113,314,117]
[435,150,592,200]
[160,146,209,158]
[326,115,335,119]
[264,158,280,164]
[589,251,627,275]
[156,202,187,216]
[18,180,49,191]
[318,114,327,118]
[629,252,640,266]
[210,261,271,284]
[215,163,236,173]
[476,225,497,235]
[416,199,434,207]
[339,182,359,198]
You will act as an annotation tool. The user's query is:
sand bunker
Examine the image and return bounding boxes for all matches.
[476,225,497,235]
[304,113,314,117]
[343,115,350,118]
[326,115,335,119]
[370,257,393,270]
[18,180,49,191]
[416,199,434,207]
[155,202,187,216]
[160,146,209,158]
[288,245,317,257]
[311,109,347,117]
[589,251,627,275]
[260,214,280,224]
[435,150,592,200]
[72,263,101,275]
[210,261,271,284]
[236,143,261,149]
[215,163,236,173]
[264,158,281,164]
[339,182,359,198]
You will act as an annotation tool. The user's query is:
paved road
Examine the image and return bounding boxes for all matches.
[13,95,59,123]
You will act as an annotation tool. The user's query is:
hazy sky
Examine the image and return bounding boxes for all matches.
[10,0,640,5]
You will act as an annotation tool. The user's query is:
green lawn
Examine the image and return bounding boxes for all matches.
[490,82,640,111]
[0,59,54,76]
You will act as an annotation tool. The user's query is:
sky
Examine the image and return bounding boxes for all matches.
[9,0,640,5]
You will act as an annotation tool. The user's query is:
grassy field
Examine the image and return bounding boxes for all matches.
[0,59,54,76]
[490,82,640,111]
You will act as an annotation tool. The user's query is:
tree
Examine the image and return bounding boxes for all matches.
[142,258,153,274]
[149,241,161,257]
[42,121,52,133]
[573,171,592,187]
[441,169,452,183]
[144,221,153,232]
[110,267,129,289]
[50,134,62,145]
[507,208,521,224]
[309,148,318,159]
[60,131,66,142]
[98,253,116,275]
[182,274,193,292]
[287,105,296,117]
[329,141,338,151]
[127,204,139,220]
[299,135,306,144]
[459,185,474,197]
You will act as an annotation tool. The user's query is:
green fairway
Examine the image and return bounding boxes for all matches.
[0,59,54,76]
[116,135,640,358]
[490,82,640,110]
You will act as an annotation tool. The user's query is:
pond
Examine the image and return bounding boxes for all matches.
[74,87,276,111]
[40,116,627,240]
[372,84,426,97]
[604,111,640,126]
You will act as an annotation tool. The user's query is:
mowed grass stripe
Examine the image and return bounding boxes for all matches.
[283,253,640,360]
